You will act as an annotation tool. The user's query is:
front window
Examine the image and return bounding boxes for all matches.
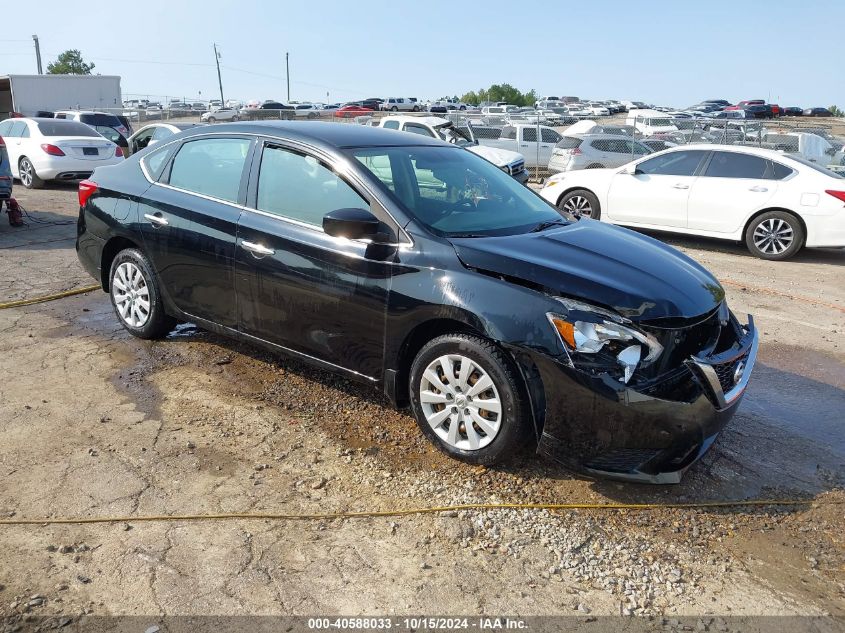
[636,150,708,176]
[256,145,367,227]
[351,146,563,238]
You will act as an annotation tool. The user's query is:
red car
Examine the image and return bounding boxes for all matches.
[334,105,375,118]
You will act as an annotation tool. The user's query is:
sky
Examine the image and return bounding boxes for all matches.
[2,0,842,108]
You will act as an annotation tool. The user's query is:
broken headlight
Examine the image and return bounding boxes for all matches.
[546,298,663,384]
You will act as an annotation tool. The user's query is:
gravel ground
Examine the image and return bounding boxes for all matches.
[0,184,843,628]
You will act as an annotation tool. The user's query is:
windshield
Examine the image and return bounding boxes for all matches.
[350,146,564,238]
[434,124,473,147]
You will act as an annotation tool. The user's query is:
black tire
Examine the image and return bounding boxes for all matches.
[409,334,530,465]
[413,106,420,112]
[207,117,216,123]
[391,106,398,112]
[19,157,44,189]
[108,248,176,339]
[744,211,804,260]
[557,188,601,220]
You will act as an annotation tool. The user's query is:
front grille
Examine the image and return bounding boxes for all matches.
[711,351,749,393]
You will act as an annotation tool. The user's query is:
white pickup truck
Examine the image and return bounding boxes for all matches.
[377,116,529,183]
[474,124,564,170]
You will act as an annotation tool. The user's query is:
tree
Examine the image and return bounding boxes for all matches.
[460,84,538,107]
[47,50,95,75]
[829,105,844,117]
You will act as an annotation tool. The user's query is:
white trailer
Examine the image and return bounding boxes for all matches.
[0,75,122,119]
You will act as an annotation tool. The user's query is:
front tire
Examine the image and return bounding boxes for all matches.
[409,334,529,465]
[109,248,176,339]
[558,189,601,220]
[19,157,44,189]
[744,211,804,260]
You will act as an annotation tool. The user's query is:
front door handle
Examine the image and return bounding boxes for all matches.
[672,183,689,190]
[143,213,169,226]
[748,186,768,192]
[241,240,275,256]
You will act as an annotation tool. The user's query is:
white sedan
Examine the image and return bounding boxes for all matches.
[201,107,240,123]
[0,117,123,189]
[540,145,845,260]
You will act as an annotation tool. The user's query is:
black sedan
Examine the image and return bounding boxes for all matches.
[75,122,758,483]
[803,107,834,117]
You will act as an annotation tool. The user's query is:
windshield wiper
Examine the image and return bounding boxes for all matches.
[529,219,569,233]
[449,232,489,238]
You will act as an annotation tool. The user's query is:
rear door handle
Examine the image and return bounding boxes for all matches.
[241,240,275,256]
[672,183,689,190]
[748,186,768,192]
[143,213,169,226]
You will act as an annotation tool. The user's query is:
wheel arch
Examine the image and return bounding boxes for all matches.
[742,207,807,246]
[555,185,600,208]
[100,236,143,291]
[390,318,544,443]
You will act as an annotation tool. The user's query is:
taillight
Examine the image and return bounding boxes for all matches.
[825,190,845,204]
[41,143,65,156]
[569,148,583,155]
[115,146,124,157]
[78,180,98,207]
[0,135,5,147]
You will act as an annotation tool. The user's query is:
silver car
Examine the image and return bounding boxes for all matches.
[548,134,652,172]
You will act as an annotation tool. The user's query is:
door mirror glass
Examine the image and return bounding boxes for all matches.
[323,208,381,240]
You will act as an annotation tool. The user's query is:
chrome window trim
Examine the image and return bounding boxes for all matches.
[136,130,414,247]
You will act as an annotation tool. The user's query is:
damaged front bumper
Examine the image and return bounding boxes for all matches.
[535,315,759,484]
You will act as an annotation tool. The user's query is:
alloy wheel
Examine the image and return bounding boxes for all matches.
[563,195,593,218]
[112,262,151,328]
[753,218,794,255]
[419,354,502,451]
[19,159,33,188]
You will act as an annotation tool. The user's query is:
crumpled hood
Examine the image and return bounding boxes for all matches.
[469,145,524,168]
[450,219,724,321]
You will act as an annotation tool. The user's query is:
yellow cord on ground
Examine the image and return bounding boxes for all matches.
[0,285,101,310]
[0,499,840,526]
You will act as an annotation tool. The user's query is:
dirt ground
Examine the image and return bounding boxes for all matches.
[0,183,843,629]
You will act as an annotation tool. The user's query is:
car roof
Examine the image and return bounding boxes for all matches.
[180,121,449,149]
[658,144,798,161]
[383,115,448,126]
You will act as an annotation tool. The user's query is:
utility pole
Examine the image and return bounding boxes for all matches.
[286,52,290,103]
[213,43,225,106]
[32,35,42,74]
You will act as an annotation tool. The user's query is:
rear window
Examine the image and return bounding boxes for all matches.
[556,137,583,149]
[36,121,99,137]
[79,113,122,128]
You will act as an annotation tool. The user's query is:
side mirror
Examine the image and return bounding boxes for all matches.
[323,208,381,240]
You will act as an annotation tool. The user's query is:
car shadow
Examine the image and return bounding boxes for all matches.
[0,208,78,251]
[160,326,844,510]
[629,228,845,266]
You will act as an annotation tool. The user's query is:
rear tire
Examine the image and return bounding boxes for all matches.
[19,157,44,189]
[409,334,529,466]
[744,211,804,260]
[558,189,601,220]
[109,248,176,339]
[207,117,216,123]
